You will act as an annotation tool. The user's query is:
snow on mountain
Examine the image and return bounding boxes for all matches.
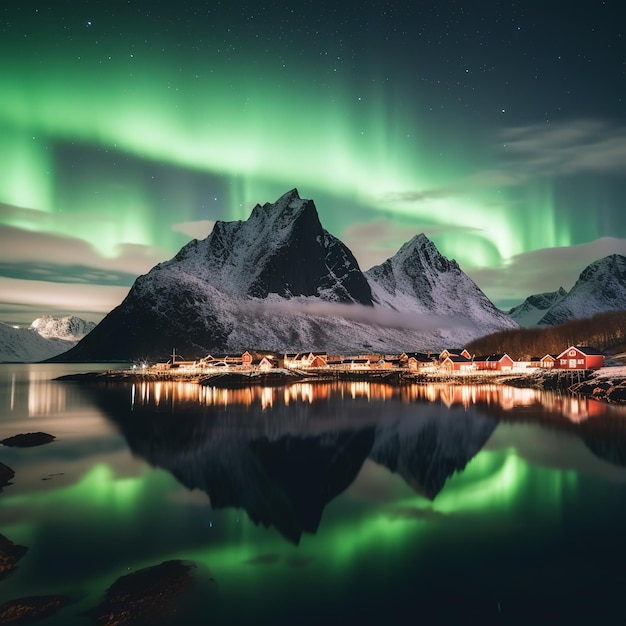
[507,287,568,327]
[537,254,626,325]
[30,315,96,340]
[169,188,372,304]
[0,316,96,362]
[365,233,518,341]
[0,323,71,363]
[55,189,518,362]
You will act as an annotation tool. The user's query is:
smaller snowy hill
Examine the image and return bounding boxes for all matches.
[537,255,626,325]
[30,315,96,340]
[508,287,568,327]
[0,316,96,362]
[365,234,518,336]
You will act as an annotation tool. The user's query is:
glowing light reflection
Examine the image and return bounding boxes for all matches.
[121,379,615,425]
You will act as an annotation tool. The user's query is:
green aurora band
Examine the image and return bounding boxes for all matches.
[0,45,580,271]
[1,449,579,579]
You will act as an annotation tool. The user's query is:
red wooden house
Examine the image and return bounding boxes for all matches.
[473,354,514,372]
[241,351,253,368]
[555,346,605,370]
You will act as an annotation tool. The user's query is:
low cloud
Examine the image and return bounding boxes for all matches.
[498,119,626,177]
[0,225,167,284]
[0,261,138,286]
[0,276,129,324]
[378,186,460,204]
[376,119,626,207]
[251,299,472,331]
[468,237,626,309]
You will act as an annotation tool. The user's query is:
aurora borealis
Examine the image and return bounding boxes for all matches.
[1,1,625,324]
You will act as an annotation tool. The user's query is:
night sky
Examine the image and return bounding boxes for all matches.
[1,1,625,325]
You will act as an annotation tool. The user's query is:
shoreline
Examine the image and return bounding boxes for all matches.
[53,366,626,404]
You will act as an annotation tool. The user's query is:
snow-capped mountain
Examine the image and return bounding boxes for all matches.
[537,254,626,325]
[507,287,568,327]
[365,234,516,332]
[54,189,518,362]
[171,188,372,304]
[0,316,95,362]
[30,315,96,340]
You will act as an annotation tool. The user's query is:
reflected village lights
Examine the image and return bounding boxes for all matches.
[4,367,608,424]
[120,379,609,424]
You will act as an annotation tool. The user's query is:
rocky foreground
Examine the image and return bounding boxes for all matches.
[502,367,626,404]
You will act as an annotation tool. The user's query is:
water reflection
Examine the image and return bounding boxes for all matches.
[88,381,626,505]
[121,379,614,421]
[9,372,626,546]
[0,364,128,419]
[6,369,626,625]
[79,381,536,543]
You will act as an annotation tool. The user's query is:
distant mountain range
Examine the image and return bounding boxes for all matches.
[53,189,517,361]
[508,254,626,327]
[0,315,95,362]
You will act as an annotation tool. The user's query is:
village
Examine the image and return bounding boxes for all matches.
[145,345,606,376]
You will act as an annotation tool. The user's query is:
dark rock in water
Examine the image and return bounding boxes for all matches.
[0,595,67,624]
[0,461,14,490]
[1,433,55,447]
[89,560,196,626]
[0,534,28,580]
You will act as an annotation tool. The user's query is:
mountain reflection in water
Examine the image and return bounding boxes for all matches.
[80,380,626,544]
[7,367,626,625]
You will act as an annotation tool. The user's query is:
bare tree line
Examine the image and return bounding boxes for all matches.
[465,311,626,361]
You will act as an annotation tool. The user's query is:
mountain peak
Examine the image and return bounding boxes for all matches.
[1,316,95,362]
[382,233,460,276]
[537,254,626,325]
[399,232,432,249]
[579,254,626,283]
[276,187,301,205]
[247,188,318,236]
[364,234,516,333]
[29,315,96,340]
[156,190,373,304]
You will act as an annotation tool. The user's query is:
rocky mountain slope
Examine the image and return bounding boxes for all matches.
[537,255,626,325]
[366,233,514,324]
[508,287,568,327]
[53,189,518,362]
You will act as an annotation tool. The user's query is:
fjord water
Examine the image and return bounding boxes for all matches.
[2,365,626,624]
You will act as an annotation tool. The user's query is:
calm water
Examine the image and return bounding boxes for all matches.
[2,364,626,625]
